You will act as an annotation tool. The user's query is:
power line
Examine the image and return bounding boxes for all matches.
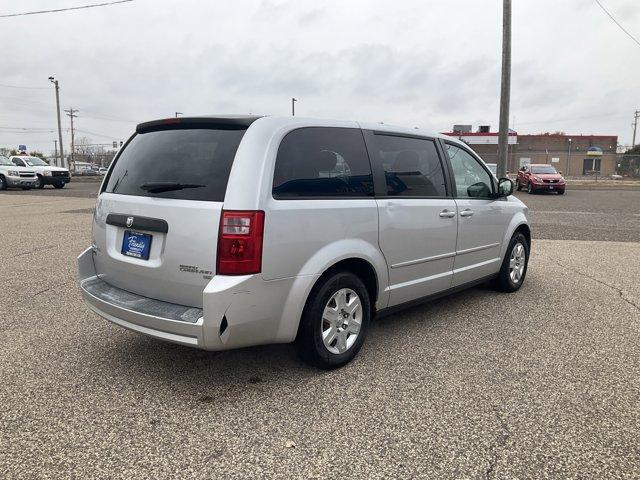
[0,83,48,90]
[594,0,640,48]
[75,128,122,140]
[0,0,133,18]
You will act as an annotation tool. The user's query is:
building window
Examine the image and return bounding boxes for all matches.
[583,158,601,175]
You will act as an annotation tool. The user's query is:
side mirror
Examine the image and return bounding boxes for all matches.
[558,171,563,175]
[497,178,514,197]
[467,182,491,198]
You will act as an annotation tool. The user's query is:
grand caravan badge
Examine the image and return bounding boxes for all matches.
[180,264,213,279]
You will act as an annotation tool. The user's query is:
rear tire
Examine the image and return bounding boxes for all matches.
[493,232,529,293]
[22,187,32,190]
[295,271,371,369]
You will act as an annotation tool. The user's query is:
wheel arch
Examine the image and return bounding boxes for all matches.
[316,257,379,312]
[500,213,531,260]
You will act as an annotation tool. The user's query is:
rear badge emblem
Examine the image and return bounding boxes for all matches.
[126,216,134,228]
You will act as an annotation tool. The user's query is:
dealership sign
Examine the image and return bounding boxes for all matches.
[587,146,603,156]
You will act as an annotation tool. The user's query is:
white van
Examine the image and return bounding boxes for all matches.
[78,116,530,368]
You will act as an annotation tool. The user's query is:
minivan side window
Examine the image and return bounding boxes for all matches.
[446,143,493,198]
[371,134,447,197]
[272,127,374,198]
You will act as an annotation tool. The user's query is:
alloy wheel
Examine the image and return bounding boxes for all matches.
[321,288,362,354]
[509,242,526,284]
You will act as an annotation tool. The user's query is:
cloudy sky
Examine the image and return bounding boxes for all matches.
[1,0,638,154]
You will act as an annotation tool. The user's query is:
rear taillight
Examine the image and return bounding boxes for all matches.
[216,210,265,275]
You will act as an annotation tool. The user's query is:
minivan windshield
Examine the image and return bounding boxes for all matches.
[530,165,558,174]
[104,127,246,201]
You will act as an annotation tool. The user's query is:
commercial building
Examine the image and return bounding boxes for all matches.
[444,125,619,176]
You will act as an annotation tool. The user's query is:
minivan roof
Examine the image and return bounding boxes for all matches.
[135,115,458,144]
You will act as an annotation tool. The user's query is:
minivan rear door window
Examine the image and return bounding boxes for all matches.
[104,127,246,202]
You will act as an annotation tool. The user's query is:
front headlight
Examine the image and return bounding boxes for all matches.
[532,176,541,182]
[7,170,19,176]
[43,170,52,176]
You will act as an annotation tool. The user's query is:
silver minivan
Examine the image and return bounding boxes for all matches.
[78,116,530,368]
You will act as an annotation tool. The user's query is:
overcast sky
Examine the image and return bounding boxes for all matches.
[1,0,638,154]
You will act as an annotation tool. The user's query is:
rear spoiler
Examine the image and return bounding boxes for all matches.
[136,116,262,134]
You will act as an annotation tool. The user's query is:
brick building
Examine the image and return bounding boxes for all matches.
[444,126,619,177]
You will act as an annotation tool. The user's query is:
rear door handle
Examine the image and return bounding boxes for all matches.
[460,209,474,217]
[439,209,456,218]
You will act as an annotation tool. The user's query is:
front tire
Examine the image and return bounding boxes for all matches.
[35,175,45,189]
[53,182,65,189]
[494,232,529,292]
[557,189,565,195]
[516,180,522,191]
[527,182,534,194]
[0,175,6,191]
[295,271,371,369]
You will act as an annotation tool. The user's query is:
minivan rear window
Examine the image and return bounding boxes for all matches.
[104,127,246,202]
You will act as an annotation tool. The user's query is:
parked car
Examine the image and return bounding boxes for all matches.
[9,155,70,189]
[78,116,531,369]
[516,164,565,194]
[98,167,108,175]
[0,155,38,190]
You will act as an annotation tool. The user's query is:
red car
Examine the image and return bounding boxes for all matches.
[516,164,566,194]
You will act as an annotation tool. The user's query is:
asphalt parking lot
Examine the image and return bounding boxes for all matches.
[1,188,639,478]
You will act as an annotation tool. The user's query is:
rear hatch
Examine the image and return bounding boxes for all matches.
[92,118,253,308]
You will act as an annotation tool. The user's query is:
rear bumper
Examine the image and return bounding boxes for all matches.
[78,247,315,351]
[79,248,205,347]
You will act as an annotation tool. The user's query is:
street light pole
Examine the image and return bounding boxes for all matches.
[567,138,572,177]
[497,0,512,179]
[49,77,65,169]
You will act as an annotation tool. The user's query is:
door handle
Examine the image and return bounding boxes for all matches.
[439,209,456,218]
[460,209,474,217]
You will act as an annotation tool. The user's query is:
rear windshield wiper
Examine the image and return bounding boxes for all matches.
[139,182,206,193]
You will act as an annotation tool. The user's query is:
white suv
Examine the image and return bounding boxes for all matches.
[10,156,70,189]
[0,155,38,190]
[78,116,530,368]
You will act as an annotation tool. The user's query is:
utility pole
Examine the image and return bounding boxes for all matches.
[65,108,78,172]
[48,77,65,169]
[54,140,58,165]
[497,0,511,179]
[632,110,639,147]
[291,98,297,116]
